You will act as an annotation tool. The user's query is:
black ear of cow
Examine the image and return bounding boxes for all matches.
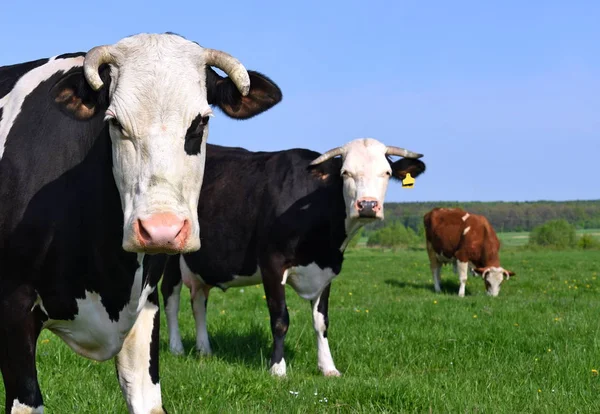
[306,157,342,183]
[51,65,111,121]
[206,67,282,120]
[390,158,426,181]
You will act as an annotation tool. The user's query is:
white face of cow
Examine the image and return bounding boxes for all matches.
[481,267,511,297]
[66,33,283,254]
[340,139,393,222]
[101,35,215,254]
[309,138,426,232]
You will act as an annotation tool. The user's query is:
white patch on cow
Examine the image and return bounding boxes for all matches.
[281,269,289,286]
[270,358,287,377]
[462,213,470,221]
[0,56,84,161]
[165,281,184,355]
[116,300,163,414]
[42,254,153,361]
[457,261,469,297]
[191,286,212,355]
[10,399,44,414]
[463,226,471,235]
[286,263,337,301]
[312,296,340,377]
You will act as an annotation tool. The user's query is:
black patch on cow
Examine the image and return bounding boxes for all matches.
[147,289,161,385]
[55,52,85,60]
[205,67,282,119]
[316,284,331,338]
[184,113,208,155]
[0,58,49,99]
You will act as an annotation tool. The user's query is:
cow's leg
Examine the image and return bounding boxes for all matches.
[311,284,340,377]
[115,289,165,414]
[457,261,469,297]
[161,256,185,355]
[191,284,212,355]
[262,261,289,377]
[0,285,43,414]
[426,242,442,293]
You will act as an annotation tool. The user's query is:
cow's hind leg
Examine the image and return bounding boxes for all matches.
[311,284,340,377]
[191,284,212,355]
[162,256,185,355]
[457,261,469,297]
[426,242,442,293]
[0,284,43,414]
[262,259,289,377]
[115,290,165,414]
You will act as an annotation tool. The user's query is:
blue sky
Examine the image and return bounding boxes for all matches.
[1,1,598,202]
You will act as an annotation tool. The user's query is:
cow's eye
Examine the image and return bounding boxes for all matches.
[109,118,128,136]
[341,170,352,178]
[110,118,121,128]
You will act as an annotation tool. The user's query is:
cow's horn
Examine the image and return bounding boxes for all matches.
[84,46,116,91]
[310,147,345,166]
[386,146,423,159]
[204,49,251,97]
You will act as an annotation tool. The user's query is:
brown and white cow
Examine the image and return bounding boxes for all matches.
[424,208,515,297]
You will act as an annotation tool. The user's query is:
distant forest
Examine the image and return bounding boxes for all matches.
[375,200,600,233]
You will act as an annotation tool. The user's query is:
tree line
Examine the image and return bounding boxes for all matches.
[372,200,600,233]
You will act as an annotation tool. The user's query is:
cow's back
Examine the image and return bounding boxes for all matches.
[424,208,469,256]
[186,144,331,283]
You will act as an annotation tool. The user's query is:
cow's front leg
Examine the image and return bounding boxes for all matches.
[457,261,469,297]
[262,262,289,377]
[311,284,341,377]
[0,285,44,414]
[115,289,165,414]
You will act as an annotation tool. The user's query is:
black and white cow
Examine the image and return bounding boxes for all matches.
[161,139,425,377]
[0,33,281,413]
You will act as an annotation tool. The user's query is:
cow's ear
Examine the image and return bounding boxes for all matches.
[505,270,516,279]
[307,157,341,182]
[51,65,111,121]
[390,158,426,181]
[206,67,282,119]
[473,267,487,277]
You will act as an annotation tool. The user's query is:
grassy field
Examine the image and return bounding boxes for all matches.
[2,249,600,413]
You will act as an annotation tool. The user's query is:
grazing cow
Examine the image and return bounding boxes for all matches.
[424,208,515,297]
[160,139,426,377]
[0,33,281,413]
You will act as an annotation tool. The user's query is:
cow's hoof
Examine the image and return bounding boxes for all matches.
[169,343,185,356]
[323,369,342,377]
[195,347,213,357]
[269,359,287,377]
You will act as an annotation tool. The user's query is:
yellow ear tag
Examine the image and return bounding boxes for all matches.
[402,173,415,188]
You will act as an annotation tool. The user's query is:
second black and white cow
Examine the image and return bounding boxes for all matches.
[0,33,281,413]
[161,139,426,377]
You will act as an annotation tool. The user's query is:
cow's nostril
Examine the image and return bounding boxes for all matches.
[138,219,152,242]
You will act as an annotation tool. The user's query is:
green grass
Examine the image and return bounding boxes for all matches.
[2,249,600,413]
